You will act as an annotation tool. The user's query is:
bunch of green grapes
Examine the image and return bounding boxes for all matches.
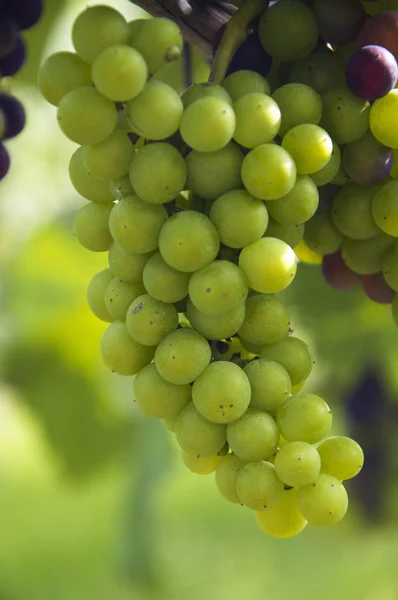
[37,2,367,539]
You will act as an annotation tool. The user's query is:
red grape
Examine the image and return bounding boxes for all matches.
[361,272,395,303]
[358,11,398,61]
[346,44,398,101]
[322,251,359,290]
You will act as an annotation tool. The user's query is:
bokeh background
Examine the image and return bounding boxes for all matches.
[2,1,398,598]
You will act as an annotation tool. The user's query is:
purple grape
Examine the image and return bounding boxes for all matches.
[313,0,366,45]
[358,11,398,62]
[346,44,398,101]
[361,273,395,304]
[0,35,26,76]
[0,143,10,181]
[0,94,26,139]
[5,0,43,31]
[342,131,393,186]
[322,251,359,290]
[0,8,18,58]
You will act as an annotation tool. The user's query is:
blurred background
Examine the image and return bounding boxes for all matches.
[2,1,398,599]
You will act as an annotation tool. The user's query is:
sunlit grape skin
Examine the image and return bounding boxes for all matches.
[346,45,398,102]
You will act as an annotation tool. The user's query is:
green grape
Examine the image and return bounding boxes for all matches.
[276,393,332,444]
[297,474,348,526]
[100,321,154,376]
[37,52,92,107]
[128,18,147,41]
[181,82,232,107]
[320,85,370,145]
[282,124,333,175]
[227,408,279,462]
[143,252,190,303]
[81,129,134,181]
[237,461,283,511]
[310,142,341,187]
[182,451,222,475]
[155,327,211,384]
[72,5,130,63]
[91,45,148,102]
[215,453,247,503]
[127,80,183,140]
[233,93,281,149]
[164,414,177,432]
[188,260,248,316]
[133,363,191,419]
[192,361,251,424]
[382,242,398,291]
[289,51,341,95]
[265,219,304,249]
[126,294,178,346]
[241,144,297,201]
[186,298,245,340]
[69,147,113,203]
[256,488,307,538]
[373,181,398,236]
[180,96,236,152]
[108,243,153,284]
[332,183,380,240]
[73,202,113,252]
[174,402,226,457]
[244,359,291,415]
[131,17,183,75]
[272,83,322,137]
[239,237,297,294]
[370,89,398,149]
[342,234,395,275]
[159,211,219,272]
[266,175,319,225]
[57,87,117,145]
[330,165,351,186]
[86,268,115,323]
[238,295,290,346]
[209,189,269,249]
[258,1,318,62]
[260,336,313,386]
[109,195,167,254]
[304,213,342,255]
[274,441,321,487]
[223,70,270,102]
[185,144,243,201]
[109,175,134,199]
[129,143,187,204]
[392,293,398,326]
[104,278,145,321]
[317,436,364,481]
[240,337,263,356]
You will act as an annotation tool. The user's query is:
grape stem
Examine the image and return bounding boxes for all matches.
[209,0,268,84]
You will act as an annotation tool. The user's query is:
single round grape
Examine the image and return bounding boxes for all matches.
[69,147,113,203]
[244,359,291,416]
[143,252,190,303]
[223,70,270,101]
[159,211,219,272]
[241,144,297,200]
[346,45,398,102]
[209,189,268,249]
[215,453,247,504]
[267,175,319,225]
[272,83,322,138]
[72,5,130,63]
[275,441,321,487]
[255,488,307,538]
[373,180,398,236]
[180,96,236,152]
[258,1,318,62]
[332,182,380,240]
[318,436,364,481]
[289,51,341,95]
[322,251,359,290]
[131,17,183,75]
[382,242,398,291]
[0,34,25,77]
[361,273,395,304]
[104,279,145,321]
[108,243,153,284]
[265,219,304,249]
[0,143,9,181]
[238,295,290,346]
[358,10,398,62]
[175,402,226,457]
[239,237,297,294]
[127,80,183,140]
[297,474,348,526]
[233,93,281,149]
[182,452,222,475]
[282,124,333,176]
[192,361,251,424]
[260,336,313,386]
[342,131,393,186]
[276,393,332,444]
[237,461,283,511]
[73,202,113,252]
[304,213,343,255]
[129,143,187,205]
[133,363,191,419]
[342,234,395,274]
[155,327,211,385]
[100,321,154,376]
[109,195,167,254]
[313,0,366,45]
[186,297,245,340]
[82,129,134,181]
[37,52,92,106]
[227,408,279,462]
[311,143,342,187]
[126,294,178,346]
[181,82,232,107]
[91,45,148,102]
[87,268,115,322]
[320,85,370,145]
[188,260,248,316]
[57,87,117,145]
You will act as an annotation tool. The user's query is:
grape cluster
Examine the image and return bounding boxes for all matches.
[0,0,43,181]
[37,2,371,539]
